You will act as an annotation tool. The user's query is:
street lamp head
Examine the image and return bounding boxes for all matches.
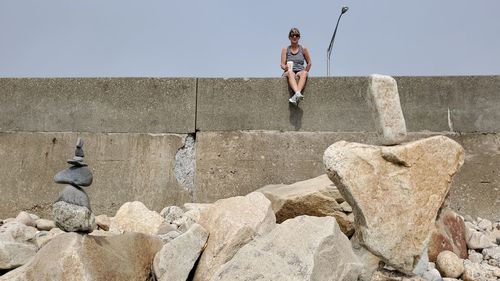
[341,6,349,14]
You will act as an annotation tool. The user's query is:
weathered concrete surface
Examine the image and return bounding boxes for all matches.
[194,131,380,203]
[196,77,372,132]
[195,131,499,221]
[447,133,500,221]
[196,76,500,132]
[0,132,191,218]
[0,78,197,133]
[396,76,500,133]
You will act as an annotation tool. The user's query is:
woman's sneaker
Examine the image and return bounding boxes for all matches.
[289,94,298,105]
[296,92,304,102]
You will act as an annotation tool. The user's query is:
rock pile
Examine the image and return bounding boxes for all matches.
[0,197,499,280]
[52,138,96,232]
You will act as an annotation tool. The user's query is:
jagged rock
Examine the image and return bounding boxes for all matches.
[160,205,184,223]
[0,240,37,270]
[54,165,93,187]
[193,192,276,281]
[52,201,95,232]
[323,136,464,274]
[257,174,354,236]
[428,207,468,261]
[468,249,483,263]
[366,74,407,145]
[421,268,442,281]
[94,214,111,231]
[35,219,56,231]
[436,250,464,278]
[0,221,37,243]
[465,227,496,249]
[477,218,493,232]
[0,222,38,269]
[15,212,36,227]
[211,216,361,281]
[55,185,91,209]
[109,201,163,235]
[173,214,197,232]
[482,246,500,259]
[156,222,178,235]
[462,259,500,281]
[158,230,182,244]
[0,232,163,281]
[153,224,208,281]
[351,235,382,281]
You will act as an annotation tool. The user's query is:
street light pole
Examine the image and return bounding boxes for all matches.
[327,6,349,76]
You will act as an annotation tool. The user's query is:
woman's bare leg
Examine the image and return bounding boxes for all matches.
[287,71,299,93]
[297,71,308,93]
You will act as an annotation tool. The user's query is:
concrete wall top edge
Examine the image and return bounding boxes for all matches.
[1,76,499,133]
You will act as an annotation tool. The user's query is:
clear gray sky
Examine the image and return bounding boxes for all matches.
[1,0,499,77]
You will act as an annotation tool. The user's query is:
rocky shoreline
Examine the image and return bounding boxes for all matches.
[0,174,498,281]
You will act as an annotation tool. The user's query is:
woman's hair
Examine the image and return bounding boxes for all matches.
[288,28,301,37]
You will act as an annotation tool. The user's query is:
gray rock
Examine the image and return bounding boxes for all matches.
[54,166,93,187]
[477,218,493,231]
[422,268,442,281]
[156,222,178,235]
[52,201,95,232]
[157,230,182,244]
[466,227,496,249]
[154,224,208,281]
[0,240,37,270]
[160,205,184,224]
[55,185,91,209]
[0,221,37,243]
[468,250,484,263]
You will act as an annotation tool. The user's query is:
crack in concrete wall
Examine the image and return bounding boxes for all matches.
[174,133,196,194]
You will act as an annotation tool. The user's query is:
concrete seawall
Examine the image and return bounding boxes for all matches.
[0,76,498,220]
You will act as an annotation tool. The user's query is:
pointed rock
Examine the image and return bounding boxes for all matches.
[193,192,276,281]
[211,216,362,281]
[257,174,354,235]
[153,224,208,281]
[323,136,464,274]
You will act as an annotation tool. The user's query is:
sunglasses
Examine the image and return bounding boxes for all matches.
[290,34,300,38]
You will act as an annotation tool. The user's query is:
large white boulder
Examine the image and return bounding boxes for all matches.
[192,192,276,281]
[211,215,361,281]
[323,136,464,274]
[109,201,164,235]
[153,224,208,281]
[0,232,163,281]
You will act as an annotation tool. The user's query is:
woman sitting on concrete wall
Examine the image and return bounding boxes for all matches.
[281,27,312,106]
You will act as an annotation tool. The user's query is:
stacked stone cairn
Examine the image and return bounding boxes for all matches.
[52,137,96,232]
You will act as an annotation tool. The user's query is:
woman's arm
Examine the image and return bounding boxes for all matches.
[303,47,312,72]
[281,48,288,71]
